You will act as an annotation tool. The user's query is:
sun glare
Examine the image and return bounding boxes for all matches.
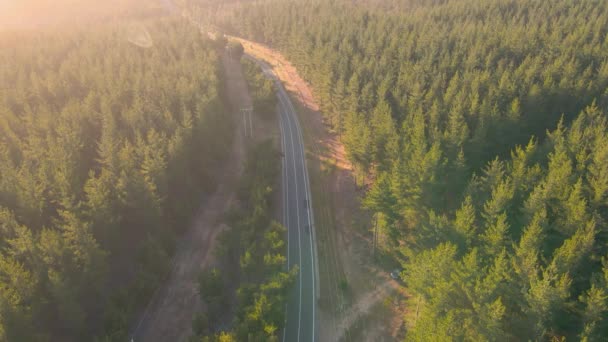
[0,0,143,30]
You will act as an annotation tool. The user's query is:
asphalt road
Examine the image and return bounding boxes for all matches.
[254,58,318,342]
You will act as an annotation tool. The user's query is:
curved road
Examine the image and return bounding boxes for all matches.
[254,57,318,342]
[132,4,318,339]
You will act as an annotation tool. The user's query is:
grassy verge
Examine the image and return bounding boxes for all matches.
[286,97,349,315]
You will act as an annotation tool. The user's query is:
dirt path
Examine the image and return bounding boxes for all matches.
[132,51,249,342]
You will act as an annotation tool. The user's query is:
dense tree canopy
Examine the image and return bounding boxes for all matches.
[401,105,608,340]
[219,0,608,178]
[205,0,608,339]
[0,16,231,340]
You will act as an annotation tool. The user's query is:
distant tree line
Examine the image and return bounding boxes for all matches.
[219,0,608,182]
[205,0,608,339]
[0,17,232,340]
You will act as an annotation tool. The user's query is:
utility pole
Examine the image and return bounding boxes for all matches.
[373,213,378,259]
[414,294,421,325]
[241,107,253,138]
[249,107,253,137]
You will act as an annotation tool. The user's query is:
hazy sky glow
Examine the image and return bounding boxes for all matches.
[0,0,153,30]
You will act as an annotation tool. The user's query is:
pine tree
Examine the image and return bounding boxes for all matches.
[452,196,477,250]
[481,213,510,258]
[514,209,547,284]
[370,100,398,172]
[550,220,595,276]
[0,255,37,342]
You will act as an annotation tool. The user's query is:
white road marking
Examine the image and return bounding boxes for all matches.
[280,88,316,341]
[280,111,289,267]
[290,91,317,342]
[284,95,303,342]
[280,88,317,342]
[249,108,253,137]
[242,109,247,137]
[257,58,317,342]
[280,112,289,342]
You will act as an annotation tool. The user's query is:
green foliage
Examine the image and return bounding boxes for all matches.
[208,0,608,339]
[400,106,608,340]
[227,41,244,59]
[218,0,608,185]
[198,268,227,330]
[192,312,210,336]
[194,141,294,340]
[0,16,231,340]
[242,58,278,120]
[339,279,349,293]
